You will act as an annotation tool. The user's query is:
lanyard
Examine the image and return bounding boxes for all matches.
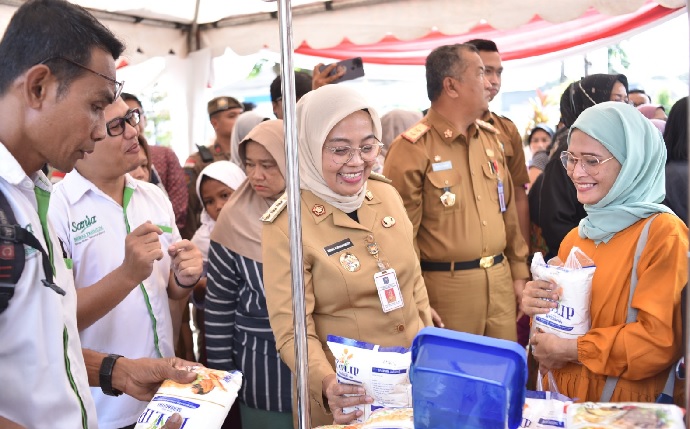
[122,186,163,358]
[35,185,88,428]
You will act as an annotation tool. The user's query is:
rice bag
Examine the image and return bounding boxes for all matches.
[134,367,242,429]
[521,391,572,428]
[327,335,412,423]
[531,247,595,339]
[566,402,685,428]
[361,407,414,429]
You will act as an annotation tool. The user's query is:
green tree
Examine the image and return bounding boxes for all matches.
[608,43,631,74]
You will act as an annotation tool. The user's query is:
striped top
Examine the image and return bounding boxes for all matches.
[205,240,292,412]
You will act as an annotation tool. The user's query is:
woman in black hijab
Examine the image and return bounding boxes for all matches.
[530,74,628,259]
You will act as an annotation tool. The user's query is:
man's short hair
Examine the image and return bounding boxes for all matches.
[0,0,125,98]
[465,39,499,53]
[629,88,652,103]
[207,96,243,118]
[270,71,313,102]
[425,43,478,102]
[122,92,143,109]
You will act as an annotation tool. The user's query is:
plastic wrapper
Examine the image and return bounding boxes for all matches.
[521,389,572,428]
[566,402,685,428]
[531,247,595,339]
[327,335,412,423]
[134,367,242,429]
[314,407,413,429]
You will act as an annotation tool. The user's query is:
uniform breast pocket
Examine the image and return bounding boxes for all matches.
[425,169,462,214]
[481,162,499,202]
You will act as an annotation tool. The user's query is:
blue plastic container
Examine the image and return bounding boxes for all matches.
[410,327,527,429]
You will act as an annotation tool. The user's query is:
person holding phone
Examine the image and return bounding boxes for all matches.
[262,85,432,426]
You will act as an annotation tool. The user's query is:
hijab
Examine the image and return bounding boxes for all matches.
[211,120,285,262]
[191,161,247,262]
[296,84,382,213]
[570,101,673,244]
[381,109,422,155]
[230,111,270,169]
[571,73,628,115]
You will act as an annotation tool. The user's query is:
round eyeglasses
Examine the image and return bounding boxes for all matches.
[560,151,615,176]
[106,108,140,137]
[324,142,383,165]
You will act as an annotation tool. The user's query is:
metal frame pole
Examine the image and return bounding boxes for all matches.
[276,0,311,428]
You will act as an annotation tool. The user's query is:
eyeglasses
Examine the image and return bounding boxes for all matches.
[40,56,124,100]
[106,108,140,137]
[324,142,383,165]
[560,151,615,176]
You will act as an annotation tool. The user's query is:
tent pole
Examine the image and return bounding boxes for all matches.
[188,0,201,53]
[276,0,311,428]
[683,8,690,429]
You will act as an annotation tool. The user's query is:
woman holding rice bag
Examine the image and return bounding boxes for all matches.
[262,85,433,426]
[523,101,688,404]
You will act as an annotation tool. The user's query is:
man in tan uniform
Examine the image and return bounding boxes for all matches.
[383,43,529,341]
[466,39,530,243]
[181,96,243,239]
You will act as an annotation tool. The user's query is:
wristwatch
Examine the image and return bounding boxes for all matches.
[99,353,124,397]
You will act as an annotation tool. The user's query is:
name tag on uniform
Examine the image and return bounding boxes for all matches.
[431,160,452,172]
[324,238,354,256]
[374,269,404,313]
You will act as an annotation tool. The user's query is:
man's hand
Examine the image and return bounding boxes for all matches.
[168,240,203,287]
[322,373,373,424]
[312,63,346,89]
[430,307,445,328]
[122,222,164,285]
[522,279,559,317]
[513,279,527,320]
[112,356,198,402]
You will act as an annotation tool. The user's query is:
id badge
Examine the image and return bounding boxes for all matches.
[374,269,404,313]
[498,180,507,213]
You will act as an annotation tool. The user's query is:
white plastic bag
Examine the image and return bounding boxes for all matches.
[531,247,595,339]
[134,367,242,429]
[327,335,412,423]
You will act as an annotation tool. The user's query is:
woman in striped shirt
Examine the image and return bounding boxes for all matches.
[205,120,292,428]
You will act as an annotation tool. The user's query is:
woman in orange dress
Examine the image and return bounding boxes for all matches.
[523,101,687,404]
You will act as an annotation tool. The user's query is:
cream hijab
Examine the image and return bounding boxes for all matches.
[211,120,285,262]
[296,84,382,213]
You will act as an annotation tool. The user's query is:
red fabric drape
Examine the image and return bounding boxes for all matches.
[295,2,683,65]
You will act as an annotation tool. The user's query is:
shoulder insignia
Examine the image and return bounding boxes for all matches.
[260,192,288,223]
[476,119,499,134]
[368,172,392,184]
[401,123,430,143]
[183,157,197,169]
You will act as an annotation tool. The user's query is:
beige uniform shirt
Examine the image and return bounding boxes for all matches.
[383,108,529,281]
[488,112,530,189]
[262,178,432,426]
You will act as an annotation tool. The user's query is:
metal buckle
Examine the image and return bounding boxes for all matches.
[479,255,495,269]
[0,225,17,242]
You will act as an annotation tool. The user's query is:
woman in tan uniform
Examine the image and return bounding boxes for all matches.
[262,85,432,426]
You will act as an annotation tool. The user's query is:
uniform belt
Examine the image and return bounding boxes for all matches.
[420,254,504,271]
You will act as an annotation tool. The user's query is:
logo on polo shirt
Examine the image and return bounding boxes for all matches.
[72,215,105,245]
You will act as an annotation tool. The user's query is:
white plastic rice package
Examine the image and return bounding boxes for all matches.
[566,402,685,428]
[531,247,595,339]
[134,367,242,429]
[327,335,412,423]
[520,390,572,428]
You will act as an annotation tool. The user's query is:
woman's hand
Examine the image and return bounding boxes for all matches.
[521,279,559,317]
[531,332,578,370]
[322,374,373,424]
[430,307,445,328]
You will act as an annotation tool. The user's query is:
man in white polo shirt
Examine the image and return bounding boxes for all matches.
[49,96,203,429]
[0,1,197,428]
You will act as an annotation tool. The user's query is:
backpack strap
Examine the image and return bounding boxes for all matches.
[0,189,65,314]
[600,214,660,402]
[196,144,214,163]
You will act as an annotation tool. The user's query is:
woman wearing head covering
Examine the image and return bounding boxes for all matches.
[262,85,432,426]
[535,74,628,258]
[662,96,688,224]
[637,103,667,120]
[523,102,687,404]
[526,124,554,187]
[376,109,423,173]
[229,111,270,169]
[204,120,293,428]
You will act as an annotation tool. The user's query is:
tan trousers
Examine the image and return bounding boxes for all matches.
[423,259,517,341]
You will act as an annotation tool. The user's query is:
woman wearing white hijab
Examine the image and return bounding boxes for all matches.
[262,85,432,426]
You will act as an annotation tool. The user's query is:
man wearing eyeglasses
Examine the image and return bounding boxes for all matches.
[0,1,198,428]
[384,43,529,342]
[48,97,204,429]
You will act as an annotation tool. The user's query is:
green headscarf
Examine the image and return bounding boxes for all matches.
[569,101,673,244]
